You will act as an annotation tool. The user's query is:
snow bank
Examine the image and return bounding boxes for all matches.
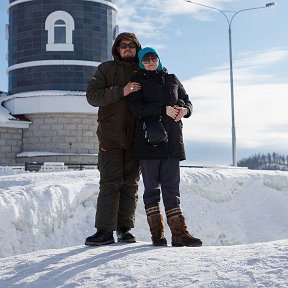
[0,168,288,258]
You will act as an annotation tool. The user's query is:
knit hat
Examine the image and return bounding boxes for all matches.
[138,47,163,71]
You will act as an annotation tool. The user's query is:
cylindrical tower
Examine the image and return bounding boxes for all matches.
[3,0,117,164]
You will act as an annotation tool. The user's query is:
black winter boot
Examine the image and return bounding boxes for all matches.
[85,229,115,246]
[146,204,167,246]
[166,207,202,247]
[116,227,136,243]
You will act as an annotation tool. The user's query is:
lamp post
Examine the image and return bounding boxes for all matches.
[185,1,276,166]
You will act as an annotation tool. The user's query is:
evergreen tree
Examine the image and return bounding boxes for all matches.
[237,152,288,171]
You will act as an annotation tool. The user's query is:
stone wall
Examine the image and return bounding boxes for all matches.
[0,127,23,165]
[16,113,98,164]
[0,113,99,165]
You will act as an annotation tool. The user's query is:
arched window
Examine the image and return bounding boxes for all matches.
[54,20,66,43]
[45,11,75,51]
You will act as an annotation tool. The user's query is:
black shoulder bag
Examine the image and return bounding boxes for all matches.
[143,74,168,145]
[143,117,168,144]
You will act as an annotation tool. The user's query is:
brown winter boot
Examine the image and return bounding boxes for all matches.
[145,204,167,246]
[166,207,202,247]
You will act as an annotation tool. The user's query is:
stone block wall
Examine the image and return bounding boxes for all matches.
[16,113,98,164]
[0,127,23,165]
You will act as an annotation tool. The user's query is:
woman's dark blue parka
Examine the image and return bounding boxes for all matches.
[128,68,192,161]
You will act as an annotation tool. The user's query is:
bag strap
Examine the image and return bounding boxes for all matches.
[161,74,166,106]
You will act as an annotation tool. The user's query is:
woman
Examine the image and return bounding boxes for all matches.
[128,47,202,247]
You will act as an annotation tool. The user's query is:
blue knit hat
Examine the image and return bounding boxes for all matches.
[138,47,163,71]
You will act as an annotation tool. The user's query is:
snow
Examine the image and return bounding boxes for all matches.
[1,90,85,101]
[0,90,85,124]
[0,167,288,287]
[17,151,97,158]
[0,92,15,123]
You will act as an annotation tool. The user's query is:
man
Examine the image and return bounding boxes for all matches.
[85,32,142,246]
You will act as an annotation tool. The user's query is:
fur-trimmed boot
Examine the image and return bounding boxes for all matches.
[145,204,167,246]
[166,207,202,247]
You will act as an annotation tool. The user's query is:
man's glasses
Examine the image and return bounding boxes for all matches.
[142,55,158,64]
[118,43,136,49]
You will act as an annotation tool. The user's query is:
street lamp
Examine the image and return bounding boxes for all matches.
[185,1,276,166]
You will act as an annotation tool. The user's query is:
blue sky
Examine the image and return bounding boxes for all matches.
[0,0,287,165]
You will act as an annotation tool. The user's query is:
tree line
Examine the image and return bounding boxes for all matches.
[237,152,288,171]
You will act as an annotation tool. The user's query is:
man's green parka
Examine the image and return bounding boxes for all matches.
[86,33,142,154]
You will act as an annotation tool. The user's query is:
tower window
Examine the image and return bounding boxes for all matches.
[54,20,66,43]
[45,11,75,51]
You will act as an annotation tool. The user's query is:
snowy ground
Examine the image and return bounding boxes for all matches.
[0,167,288,287]
[1,240,287,288]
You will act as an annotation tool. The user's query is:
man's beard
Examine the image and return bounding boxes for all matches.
[121,56,135,62]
